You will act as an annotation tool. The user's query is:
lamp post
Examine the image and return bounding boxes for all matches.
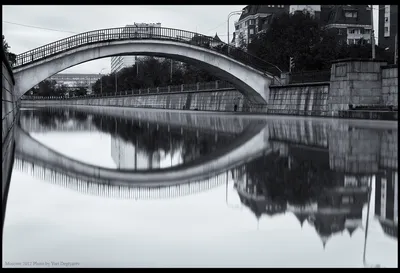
[370,5,376,59]
[99,68,106,96]
[227,10,242,55]
[115,70,118,95]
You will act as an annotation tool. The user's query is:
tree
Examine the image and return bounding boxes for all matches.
[3,35,16,66]
[248,12,335,72]
[91,57,219,95]
[237,32,247,50]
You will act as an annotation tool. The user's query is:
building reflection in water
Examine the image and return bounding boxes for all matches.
[375,171,398,238]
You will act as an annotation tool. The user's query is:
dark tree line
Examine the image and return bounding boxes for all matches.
[91,57,219,95]
[247,12,393,72]
[23,108,240,166]
[26,57,220,97]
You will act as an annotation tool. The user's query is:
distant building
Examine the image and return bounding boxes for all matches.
[378,5,398,63]
[111,136,160,170]
[321,5,373,45]
[233,5,290,48]
[48,73,102,94]
[110,23,162,73]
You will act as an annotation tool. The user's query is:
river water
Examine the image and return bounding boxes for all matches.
[2,106,398,268]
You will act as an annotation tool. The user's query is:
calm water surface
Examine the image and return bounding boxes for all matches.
[2,106,398,268]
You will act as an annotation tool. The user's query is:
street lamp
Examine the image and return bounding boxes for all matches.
[370,5,389,60]
[370,5,376,59]
[99,68,106,96]
[227,10,242,55]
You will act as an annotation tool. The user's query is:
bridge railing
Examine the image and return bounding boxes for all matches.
[13,26,282,76]
[20,80,237,100]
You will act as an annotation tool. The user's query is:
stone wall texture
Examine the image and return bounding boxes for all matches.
[22,90,259,112]
[381,66,398,107]
[268,83,329,116]
[2,56,18,222]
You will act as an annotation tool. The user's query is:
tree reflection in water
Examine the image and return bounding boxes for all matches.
[20,108,242,166]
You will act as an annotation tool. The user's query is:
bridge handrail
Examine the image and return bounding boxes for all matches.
[13,26,282,76]
[20,80,238,100]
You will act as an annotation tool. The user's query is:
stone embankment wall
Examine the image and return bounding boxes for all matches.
[381,65,398,107]
[268,83,329,116]
[22,89,255,112]
[2,49,19,226]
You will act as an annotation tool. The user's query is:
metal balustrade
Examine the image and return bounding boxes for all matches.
[13,26,281,76]
[21,80,237,100]
[14,157,227,200]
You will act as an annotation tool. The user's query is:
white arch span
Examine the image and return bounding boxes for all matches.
[13,40,273,104]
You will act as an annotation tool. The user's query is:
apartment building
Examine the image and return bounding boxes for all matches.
[378,5,398,63]
[321,5,373,45]
[289,5,321,19]
[233,5,289,48]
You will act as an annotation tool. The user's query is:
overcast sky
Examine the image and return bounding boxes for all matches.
[2,5,244,74]
[2,5,379,75]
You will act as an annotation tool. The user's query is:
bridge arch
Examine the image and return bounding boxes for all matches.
[15,122,270,187]
[12,27,279,104]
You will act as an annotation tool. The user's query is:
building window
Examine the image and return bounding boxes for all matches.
[338,29,343,35]
[342,196,354,204]
[345,11,358,18]
[348,39,355,45]
[349,29,356,34]
[249,29,254,35]
[245,21,249,26]
[249,19,255,25]
[364,29,370,34]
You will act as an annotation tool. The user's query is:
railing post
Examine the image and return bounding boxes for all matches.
[139,89,141,94]
[157,87,159,93]
[168,86,171,93]
[148,88,150,94]
[215,80,219,89]
[181,84,184,92]
[196,82,200,91]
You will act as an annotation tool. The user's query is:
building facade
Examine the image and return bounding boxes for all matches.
[111,56,136,73]
[321,5,373,45]
[378,5,398,63]
[110,23,162,73]
[289,5,321,19]
[233,5,290,48]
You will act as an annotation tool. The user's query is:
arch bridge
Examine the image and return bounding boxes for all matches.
[12,26,282,104]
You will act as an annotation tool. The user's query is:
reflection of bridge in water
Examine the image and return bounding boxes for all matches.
[12,107,398,252]
[13,158,232,200]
